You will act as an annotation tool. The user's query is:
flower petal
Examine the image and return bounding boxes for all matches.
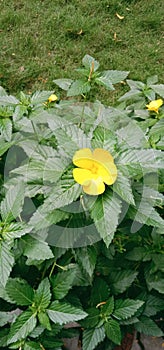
[83,177,105,195]
[97,162,118,185]
[93,148,114,163]
[73,168,98,185]
[73,148,93,169]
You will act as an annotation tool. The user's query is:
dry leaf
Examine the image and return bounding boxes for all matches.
[114,32,117,40]
[116,12,124,20]
[77,29,83,35]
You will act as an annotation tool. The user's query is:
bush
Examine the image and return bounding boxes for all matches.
[0,55,163,350]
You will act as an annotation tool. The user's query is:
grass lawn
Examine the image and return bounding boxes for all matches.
[0,0,164,104]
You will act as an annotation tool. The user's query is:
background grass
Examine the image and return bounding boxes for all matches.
[0,0,164,104]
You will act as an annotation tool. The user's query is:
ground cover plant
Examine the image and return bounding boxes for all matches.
[0,54,164,350]
[0,0,164,104]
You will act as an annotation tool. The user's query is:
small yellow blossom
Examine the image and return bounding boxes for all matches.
[72,148,117,195]
[48,94,58,103]
[146,99,163,113]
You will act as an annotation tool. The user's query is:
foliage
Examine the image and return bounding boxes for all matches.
[0,55,163,350]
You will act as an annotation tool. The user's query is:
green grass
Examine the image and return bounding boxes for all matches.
[0,0,164,103]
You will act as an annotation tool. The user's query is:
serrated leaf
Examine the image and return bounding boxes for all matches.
[53,78,73,91]
[67,80,91,97]
[144,294,164,317]
[91,126,118,155]
[1,182,25,223]
[0,118,12,141]
[90,277,110,306]
[82,54,100,71]
[42,181,81,211]
[83,326,105,350]
[7,310,37,344]
[0,311,13,326]
[105,319,121,345]
[0,95,19,106]
[146,270,164,293]
[51,268,76,299]
[101,296,114,316]
[113,299,144,320]
[5,278,34,306]
[90,189,122,247]
[117,121,148,149]
[119,89,142,102]
[134,316,163,336]
[81,308,100,328]
[2,222,32,242]
[34,278,51,309]
[109,269,138,294]
[0,241,14,287]
[38,311,51,330]
[22,236,54,263]
[150,84,164,98]
[129,199,164,232]
[75,246,97,278]
[113,170,135,205]
[47,301,87,325]
[24,341,42,350]
[29,207,69,231]
[100,70,129,84]
[31,90,54,104]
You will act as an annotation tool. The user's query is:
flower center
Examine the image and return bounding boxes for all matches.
[91,163,98,174]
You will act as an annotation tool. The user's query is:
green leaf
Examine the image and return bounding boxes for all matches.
[1,182,25,223]
[30,90,54,104]
[51,268,76,300]
[67,80,91,97]
[113,299,144,320]
[81,308,100,328]
[2,222,32,242]
[0,311,13,326]
[118,149,163,175]
[99,70,129,84]
[0,118,12,141]
[0,241,14,287]
[144,294,164,316]
[0,329,8,348]
[38,311,51,330]
[105,319,121,345]
[5,278,34,306]
[90,189,122,247]
[24,341,42,350]
[150,84,164,98]
[7,311,37,344]
[83,326,105,350]
[34,278,51,309]
[0,138,14,156]
[113,170,135,205]
[109,269,138,294]
[22,236,54,263]
[134,316,163,337]
[82,54,100,71]
[129,199,164,232]
[91,126,118,155]
[29,206,69,231]
[42,181,81,211]
[90,277,110,306]
[101,296,114,316]
[53,78,73,91]
[47,301,87,325]
[145,270,164,293]
[0,95,19,106]
[75,246,97,278]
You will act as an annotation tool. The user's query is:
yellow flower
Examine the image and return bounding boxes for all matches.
[48,94,58,102]
[72,148,117,195]
[146,99,163,113]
